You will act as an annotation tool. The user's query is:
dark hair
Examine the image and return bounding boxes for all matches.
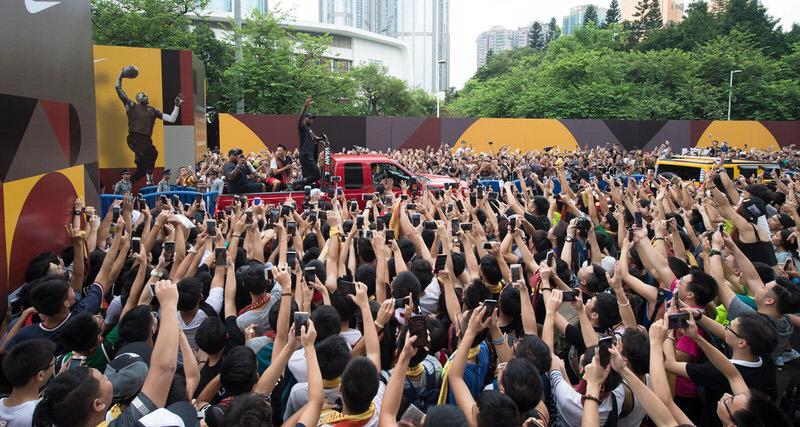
[176,277,203,311]
[60,312,101,353]
[117,305,155,345]
[220,346,258,396]
[731,390,792,427]
[33,367,100,426]
[223,392,273,427]
[582,346,622,392]
[396,324,429,366]
[341,357,380,414]
[25,259,53,284]
[475,390,519,427]
[242,266,268,295]
[357,237,376,262]
[410,259,434,294]
[315,335,351,381]
[397,238,417,263]
[393,271,422,308]
[532,196,549,216]
[464,279,491,310]
[592,293,621,331]
[513,335,552,375]
[423,404,469,427]
[500,358,542,413]
[771,277,800,315]
[668,257,690,281]
[459,309,490,348]
[584,265,609,293]
[685,269,718,306]
[499,285,521,320]
[355,264,377,297]
[480,254,502,286]
[268,298,297,333]
[621,328,650,376]
[735,312,777,357]
[309,305,341,343]
[450,252,467,277]
[30,276,70,316]
[196,317,228,355]
[331,289,359,323]
[3,338,55,387]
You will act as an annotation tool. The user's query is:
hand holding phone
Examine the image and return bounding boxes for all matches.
[482,299,497,321]
[294,312,309,337]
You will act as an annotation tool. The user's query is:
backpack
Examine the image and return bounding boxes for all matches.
[779,372,800,425]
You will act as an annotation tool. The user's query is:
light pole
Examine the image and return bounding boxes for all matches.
[436,59,446,118]
[727,69,742,121]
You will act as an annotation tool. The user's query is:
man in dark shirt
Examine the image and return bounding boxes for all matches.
[223,149,265,194]
[290,95,324,190]
[116,67,184,186]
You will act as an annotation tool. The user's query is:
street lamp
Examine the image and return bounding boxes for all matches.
[436,59,446,118]
[727,69,742,121]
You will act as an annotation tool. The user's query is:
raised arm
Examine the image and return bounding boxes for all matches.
[352,282,381,370]
[141,280,180,408]
[161,94,184,124]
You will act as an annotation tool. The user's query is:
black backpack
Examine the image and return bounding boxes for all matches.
[779,372,800,425]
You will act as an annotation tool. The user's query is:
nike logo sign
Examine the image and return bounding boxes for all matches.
[25,0,61,14]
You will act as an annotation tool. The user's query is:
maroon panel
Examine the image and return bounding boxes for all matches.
[397,118,441,151]
[179,50,194,125]
[8,172,76,289]
[690,121,713,148]
[760,121,800,149]
[39,99,71,164]
[365,117,393,152]
[388,117,425,151]
[234,114,297,150]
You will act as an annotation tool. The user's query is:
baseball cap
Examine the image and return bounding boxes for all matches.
[228,148,243,155]
[305,112,316,119]
[777,213,796,229]
[104,351,148,401]
[138,401,199,427]
[741,197,767,222]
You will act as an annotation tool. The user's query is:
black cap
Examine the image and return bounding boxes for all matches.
[207,169,218,176]
[162,169,171,176]
[121,169,131,175]
[228,148,238,155]
[305,113,316,119]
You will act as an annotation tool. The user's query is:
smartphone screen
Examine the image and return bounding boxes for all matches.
[546,250,555,265]
[435,254,447,273]
[206,219,216,236]
[377,217,385,231]
[718,223,725,234]
[287,221,297,236]
[668,312,690,329]
[281,205,290,217]
[483,242,492,250]
[451,219,460,236]
[634,211,643,228]
[294,312,308,337]
[394,296,409,309]
[356,216,364,230]
[412,213,421,227]
[215,247,226,266]
[112,206,120,223]
[408,315,427,349]
[338,278,356,295]
[385,229,395,244]
[304,267,316,288]
[131,237,141,254]
[482,299,497,321]
[287,251,297,269]
[195,210,205,224]
[163,241,175,261]
[67,355,85,370]
[510,264,521,282]
[149,282,157,297]
[139,199,147,210]
[598,337,613,366]
[562,290,578,302]
[460,222,473,231]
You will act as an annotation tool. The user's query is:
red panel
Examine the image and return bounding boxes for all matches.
[179,50,194,125]
[399,118,442,150]
[8,172,76,289]
[689,121,713,148]
[39,99,71,163]
[760,121,800,149]
[0,185,7,307]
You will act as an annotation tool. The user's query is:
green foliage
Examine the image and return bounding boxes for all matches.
[91,0,205,49]
[547,18,561,43]
[605,0,621,27]
[348,63,435,116]
[584,5,599,27]
[529,22,546,50]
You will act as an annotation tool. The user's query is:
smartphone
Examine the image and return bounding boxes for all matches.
[149,282,157,297]
[139,199,147,210]
[356,215,364,230]
[407,203,417,211]
[225,206,232,216]
[785,258,793,271]
[483,242,493,250]
[394,296,409,309]
[447,203,454,212]
[336,187,343,196]
[287,221,297,236]
[546,250,555,265]
[435,254,447,273]
[488,192,498,201]
[304,186,312,196]
[163,241,175,261]
[718,223,725,234]
[215,247,226,266]
[627,227,634,242]
[281,205,290,217]
[460,222,473,232]
[510,264,521,282]
[294,312,308,337]
[408,314,427,349]
[309,211,317,223]
[362,194,374,201]
[385,194,393,204]
[287,250,297,269]
[304,266,316,288]
[366,230,373,239]
[350,200,358,211]
[385,229,395,244]
[668,312,691,329]
[510,216,517,231]
[598,337,613,366]
[562,290,578,302]
[377,217,385,231]
[67,355,86,370]
[482,299,497,321]
[264,267,273,281]
[131,237,141,254]
[412,213,421,227]
[254,197,261,206]
[423,221,438,230]
[451,218,460,237]
[469,193,476,206]
[245,209,253,224]
[112,205,120,223]
[338,278,356,295]
[634,211,643,228]
[270,209,279,223]
[206,219,216,236]
[401,194,409,201]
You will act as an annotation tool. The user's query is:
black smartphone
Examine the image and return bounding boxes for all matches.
[163,241,175,261]
[483,242,493,250]
[407,203,417,211]
[562,290,578,302]
[338,278,356,295]
[435,254,447,273]
[482,299,497,321]
[460,222,473,231]
[469,193,476,205]
[206,219,216,236]
[394,296,409,308]
[546,250,555,265]
[668,312,690,329]
[149,282,157,297]
[309,211,317,224]
[385,229,395,244]
[287,250,297,269]
[718,223,725,234]
[423,221,438,230]
[294,312,308,337]
[598,337,613,366]
[356,215,364,230]
[401,194,409,201]
[785,258,793,271]
[270,209,279,223]
[377,217,385,231]
[362,194,374,201]
[112,205,120,223]
[287,221,297,236]
[279,204,289,217]
[215,247,226,266]
[245,209,253,224]
[319,211,328,221]
[131,237,141,254]
[451,218,460,237]
[412,213,421,227]
[225,206,232,216]
[195,210,205,224]
[304,266,316,288]
[139,199,147,210]
[510,264,521,282]
[488,192,498,201]
[67,355,86,370]
[350,200,358,211]
[627,228,634,242]
[634,211,643,228]
[510,216,517,231]
[337,187,343,196]
[366,230,373,239]
[447,203,454,212]
[408,314,427,349]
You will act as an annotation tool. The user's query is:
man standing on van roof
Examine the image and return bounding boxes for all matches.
[290,95,324,190]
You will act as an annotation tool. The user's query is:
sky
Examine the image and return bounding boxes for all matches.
[278,0,800,90]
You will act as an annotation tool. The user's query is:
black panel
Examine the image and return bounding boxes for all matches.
[161,50,181,126]
[69,103,81,166]
[604,120,668,151]
[0,93,39,181]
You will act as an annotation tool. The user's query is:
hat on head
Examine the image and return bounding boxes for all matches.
[104,351,148,401]
[228,148,242,155]
[305,112,316,119]
[777,213,796,229]
[162,169,171,176]
[138,401,199,427]
[207,169,218,176]
[741,197,767,222]
[121,169,131,175]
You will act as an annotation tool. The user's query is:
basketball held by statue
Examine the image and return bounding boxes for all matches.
[121,65,139,79]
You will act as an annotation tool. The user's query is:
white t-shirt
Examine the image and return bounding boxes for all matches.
[340,329,363,348]
[419,277,441,316]
[175,287,224,351]
[550,370,624,427]
[0,398,40,427]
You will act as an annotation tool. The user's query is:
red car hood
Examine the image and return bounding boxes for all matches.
[419,173,465,189]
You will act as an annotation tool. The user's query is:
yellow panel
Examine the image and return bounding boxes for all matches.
[219,113,269,155]
[695,121,779,151]
[93,45,164,169]
[456,118,578,154]
[4,165,85,266]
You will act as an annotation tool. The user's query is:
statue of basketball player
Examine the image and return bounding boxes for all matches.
[116,67,184,185]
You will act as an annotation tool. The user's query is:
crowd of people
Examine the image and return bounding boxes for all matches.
[7,140,800,427]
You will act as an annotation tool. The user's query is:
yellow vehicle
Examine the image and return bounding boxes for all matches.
[655,156,780,182]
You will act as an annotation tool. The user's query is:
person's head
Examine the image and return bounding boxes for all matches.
[340,356,380,414]
[396,324,430,367]
[176,277,203,311]
[118,305,156,345]
[499,358,542,414]
[178,167,187,176]
[309,305,341,342]
[621,328,650,376]
[577,264,609,295]
[675,269,718,307]
[228,149,240,163]
[772,229,798,254]
[511,335,551,375]
[220,346,258,396]
[315,335,351,381]
[463,279,491,310]
[33,367,112,427]
[768,213,795,233]
[276,144,287,157]
[242,265,269,295]
[121,169,131,181]
[717,390,792,427]
[196,316,228,355]
[61,312,103,353]
[753,277,800,315]
[3,338,56,388]
[581,345,622,392]
[458,308,491,347]
[585,292,621,331]
[330,288,359,324]
[723,312,776,358]
[135,92,149,105]
[303,112,316,127]
[409,258,434,293]
[475,390,519,427]
[30,276,72,316]
[479,254,502,286]
[423,405,469,427]
[223,392,273,427]
[393,271,422,308]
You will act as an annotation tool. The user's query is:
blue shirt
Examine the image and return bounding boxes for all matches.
[446,342,489,405]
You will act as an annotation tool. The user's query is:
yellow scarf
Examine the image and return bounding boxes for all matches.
[323,377,342,389]
[436,345,482,405]
[406,364,425,377]
[318,403,375,426]
[485,280,503,294]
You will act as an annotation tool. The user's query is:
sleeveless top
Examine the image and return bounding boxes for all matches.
[737,223,777,266]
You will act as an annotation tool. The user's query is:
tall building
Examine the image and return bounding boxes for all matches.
[320,0,450,93]
[475,22,550,68]
[619,0,685,25]
[562,4,608,36]
[205,0,267,15]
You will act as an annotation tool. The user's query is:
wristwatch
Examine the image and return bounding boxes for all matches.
[565,236,575,242]
[73,209,83,216]
[151,271,163,278]
[709,249,723,257]
[693,309,703,321]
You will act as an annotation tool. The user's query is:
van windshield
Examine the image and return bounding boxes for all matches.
[656,163,702,181]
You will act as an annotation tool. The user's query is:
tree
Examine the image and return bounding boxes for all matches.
[633,0,663,31]
[348,64,434,116]
[606,0,621,27]
[529,22,546,50]
[710,0,727,16]
[584,5,599,27]
[547,18,561,43]
[91,0,206,49]
[191,23,234,110]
